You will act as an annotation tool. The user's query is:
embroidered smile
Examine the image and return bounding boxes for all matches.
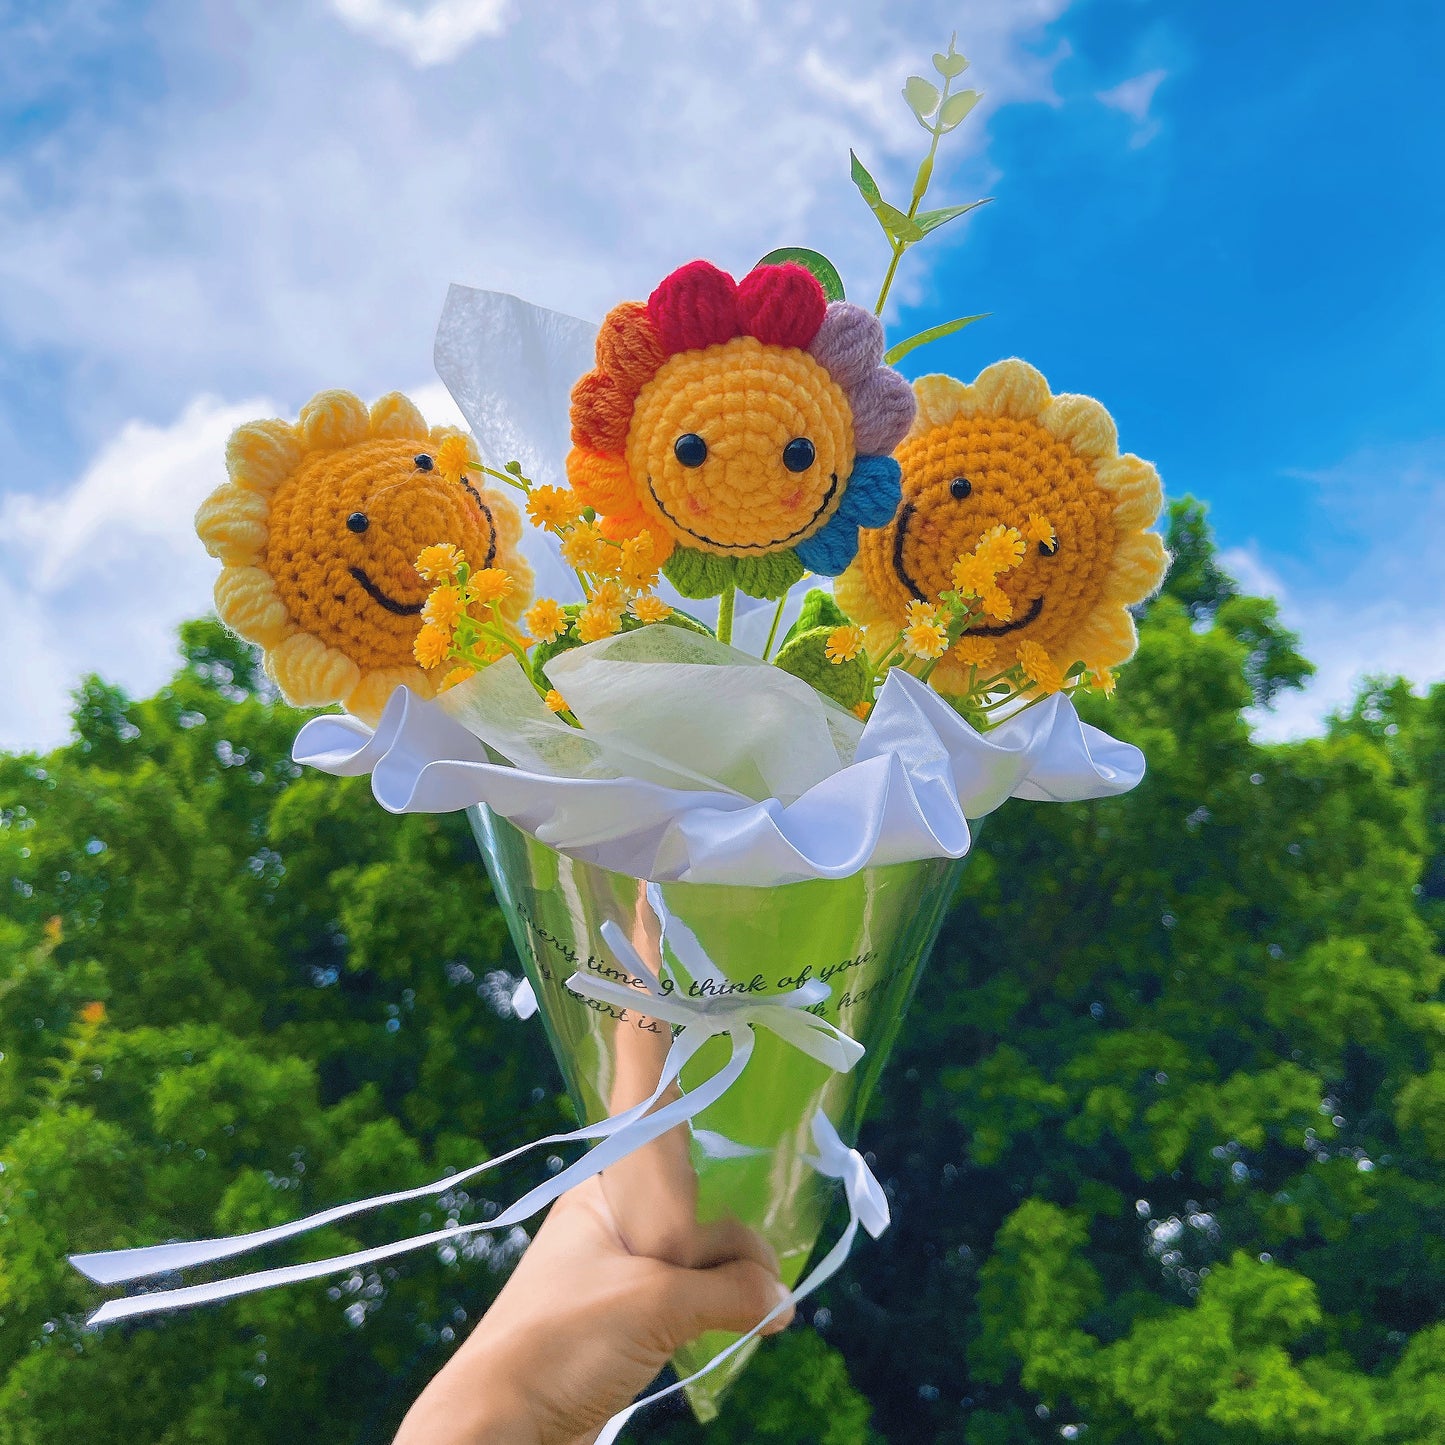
[349,568,425,616]
[646,472,840,552]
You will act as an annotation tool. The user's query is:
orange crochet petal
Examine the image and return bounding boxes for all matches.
[567,447,637,514]
[596,301,664,399]
[570,372,633,453]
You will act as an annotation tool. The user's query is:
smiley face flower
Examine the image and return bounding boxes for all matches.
[195,390,531,723]
[566,259,916,600]
[836,359,1167,697]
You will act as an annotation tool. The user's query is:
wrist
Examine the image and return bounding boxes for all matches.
[395,1347,542,1445]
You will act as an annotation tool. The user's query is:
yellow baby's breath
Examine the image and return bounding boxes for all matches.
[561,522,606,572]
[589,578,628,614]
[630,594,672,623]
[421,585,465,632]
[525,598,567,643]
[415,543,461,582]
[438,665,476,692]
[620,534,660,590]
[825,624,865,664]
[526,485,582,530]
[543,689,569,714]
[435,435,473,482]
[975,524,1026,574]
[1023,513,1055,548]
[466,568,514,606]
[576,602,623,643]
[950,554,995,597]
[903,618,949,660]
[1016,640,1064,693]
[952,636,997,667]
[413,622,452,669]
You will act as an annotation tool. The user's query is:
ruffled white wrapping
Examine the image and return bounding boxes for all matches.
[293,627,1143,885]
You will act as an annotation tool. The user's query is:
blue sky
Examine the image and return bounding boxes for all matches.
[1,0,1441,749]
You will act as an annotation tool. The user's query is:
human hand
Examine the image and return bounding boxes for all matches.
[393,1174,794,1445]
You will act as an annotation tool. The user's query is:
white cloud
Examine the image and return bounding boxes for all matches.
[0,386,462,752]
[1097,67,1166,146]
[328,0,513,67]
[0,2,1074,750]
[1226,438,1445,741]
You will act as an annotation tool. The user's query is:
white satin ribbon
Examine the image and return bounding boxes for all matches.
[594,1109,890,1444]
[72,898,862,1326]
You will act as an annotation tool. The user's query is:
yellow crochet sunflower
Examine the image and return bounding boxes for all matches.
[195,390,531,723]
[835,359,1167,696]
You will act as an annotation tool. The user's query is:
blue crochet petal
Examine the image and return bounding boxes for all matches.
[795,510,861,576]
[836,454,902,529]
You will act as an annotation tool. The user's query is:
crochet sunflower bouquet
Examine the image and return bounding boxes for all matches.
[74,36,1167,1434]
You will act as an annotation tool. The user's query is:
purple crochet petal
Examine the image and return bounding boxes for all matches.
[851,368,917,454]
[808,302,884,392]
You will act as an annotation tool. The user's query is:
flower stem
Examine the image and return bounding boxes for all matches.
[762,595,787,659]
[873,73,953,317]
[716,585,736,646]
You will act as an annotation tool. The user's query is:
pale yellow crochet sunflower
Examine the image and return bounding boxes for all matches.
[195,390,530,723]
[835,358,1168,696]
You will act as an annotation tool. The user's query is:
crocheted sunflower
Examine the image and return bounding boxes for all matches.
[835,359,1168,696]
[566,259,916,600]
[195,390,531,723]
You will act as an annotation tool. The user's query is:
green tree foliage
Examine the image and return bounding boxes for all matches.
[2,507,1442,1442]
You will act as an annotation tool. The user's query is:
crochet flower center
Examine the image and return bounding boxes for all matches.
[857,413,1118,659]
[264,438,499,669]
[625,337,855,557]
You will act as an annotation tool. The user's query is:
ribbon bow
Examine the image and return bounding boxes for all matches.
[71,889,862,1325]
[593,1109,890,1444]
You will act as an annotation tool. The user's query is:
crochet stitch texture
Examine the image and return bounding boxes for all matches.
[567,259,916,598]
[195,389,531,723]
[835,359,1168,695]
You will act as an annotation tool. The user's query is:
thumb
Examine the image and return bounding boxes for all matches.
[662,1257,795,1344]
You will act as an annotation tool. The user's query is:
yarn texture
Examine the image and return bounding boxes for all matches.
[195,389,531,723]
[834,359,1168,696]
[566,259,916,597]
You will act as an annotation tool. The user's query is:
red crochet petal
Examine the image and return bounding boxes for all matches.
[647,260,741,355]
[736,263,827,349]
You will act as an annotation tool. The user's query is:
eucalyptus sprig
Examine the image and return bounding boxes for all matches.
[853,33,991,360]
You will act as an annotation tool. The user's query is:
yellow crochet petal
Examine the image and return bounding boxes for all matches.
[910,374,973,434]
[267,632,362,709]
[195,485,270,565]
[369,393,429,440]
[214,567,290,646]
[833,559,891,632]
[1097,453,1164,530]
[1068,608,1139,672]
[225,419,301,495]
[1041,394,1119,463]
[298,390,370,452]
[1102,531,1169,606]
[972,358,1051,420]
[345,665,432,724]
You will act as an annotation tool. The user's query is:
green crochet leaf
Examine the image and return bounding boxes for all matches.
[664,548,736,599]
[774,626,870,710]
[781,587,849,651]
[734,550,805,600]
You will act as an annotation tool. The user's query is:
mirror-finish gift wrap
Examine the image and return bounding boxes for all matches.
[469,803,963,1420]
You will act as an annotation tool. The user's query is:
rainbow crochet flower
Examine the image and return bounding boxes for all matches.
[835,359,1168,697]
[566,259,916,599]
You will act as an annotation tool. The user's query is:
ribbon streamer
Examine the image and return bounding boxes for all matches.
[71,899,862,1326]
[594,1109,890,1445]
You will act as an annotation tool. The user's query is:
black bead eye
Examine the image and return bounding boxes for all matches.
[346,512,370,533]
[783,437,815,473]
[414,453,434,471]
[1038,537,1058,557]
[674,433,707,467]
[950,476,972,500]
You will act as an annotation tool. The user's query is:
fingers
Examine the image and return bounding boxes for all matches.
[662,1257,795,1344]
